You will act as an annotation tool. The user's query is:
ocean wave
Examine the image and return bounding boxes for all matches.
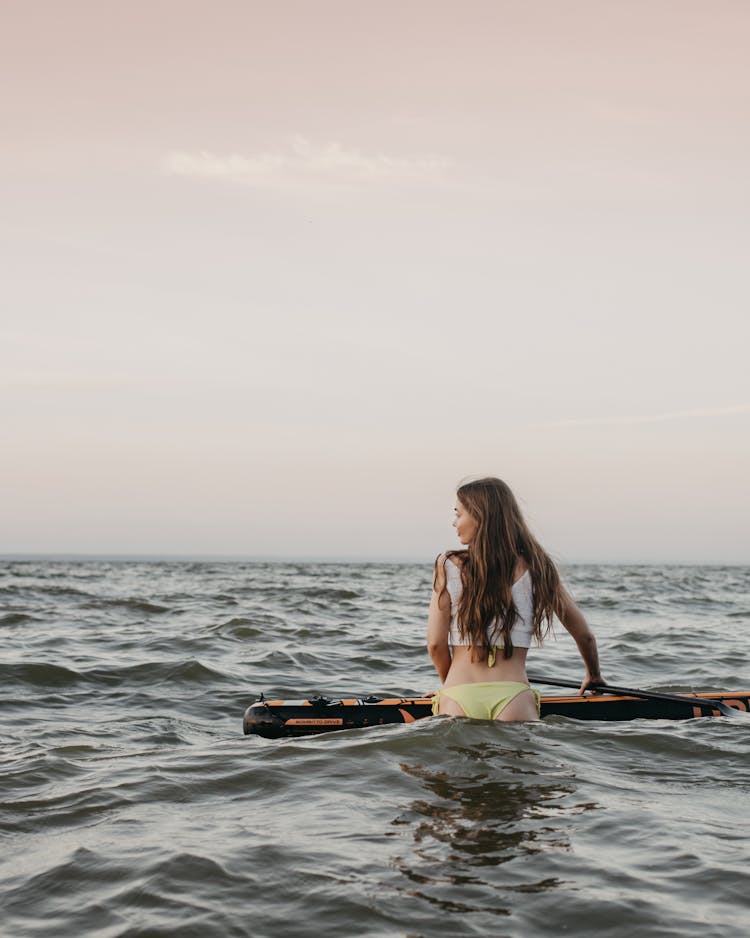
[0,612,40,626]
[1,661,83,687]
[207,616,264,638]
[0,658,230,690]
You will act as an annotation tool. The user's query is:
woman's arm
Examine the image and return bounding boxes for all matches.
[556,587,604,695]
[426,556,452,684]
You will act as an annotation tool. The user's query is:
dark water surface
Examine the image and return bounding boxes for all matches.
[2,561,749,937]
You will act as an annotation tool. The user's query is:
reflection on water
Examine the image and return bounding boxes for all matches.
[387,734,597,924]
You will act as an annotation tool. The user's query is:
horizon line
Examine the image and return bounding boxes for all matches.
[0,552,747,567]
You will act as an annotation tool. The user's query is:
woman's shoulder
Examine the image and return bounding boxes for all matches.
[433,550,465,590]
[443,551,467,586]
[439,549,467,569]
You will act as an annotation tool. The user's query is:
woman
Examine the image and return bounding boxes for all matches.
[427,477,603,722]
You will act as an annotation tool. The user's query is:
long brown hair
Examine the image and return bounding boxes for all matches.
[438,477,562,660]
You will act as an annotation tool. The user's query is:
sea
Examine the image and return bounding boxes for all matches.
[1,560,749,938]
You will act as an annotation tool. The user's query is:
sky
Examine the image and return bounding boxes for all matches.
[2,1,749,563]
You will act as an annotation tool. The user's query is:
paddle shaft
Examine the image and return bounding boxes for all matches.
[528,674,749,719]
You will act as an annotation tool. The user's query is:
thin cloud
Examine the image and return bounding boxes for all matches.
[547,403,750,429]
[162,136,453,192]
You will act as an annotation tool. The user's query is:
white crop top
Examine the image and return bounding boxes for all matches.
[445,556,535,648]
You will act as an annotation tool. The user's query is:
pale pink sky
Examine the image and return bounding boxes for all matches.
[2,2,749,560]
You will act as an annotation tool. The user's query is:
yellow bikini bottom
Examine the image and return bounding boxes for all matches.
[432,681,540,720]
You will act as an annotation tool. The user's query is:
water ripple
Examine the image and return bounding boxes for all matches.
[1,560,749,938]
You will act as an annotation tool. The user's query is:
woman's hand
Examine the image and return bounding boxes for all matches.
[579,672,605,695]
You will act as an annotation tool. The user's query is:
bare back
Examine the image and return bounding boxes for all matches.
[443,553,531,689]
